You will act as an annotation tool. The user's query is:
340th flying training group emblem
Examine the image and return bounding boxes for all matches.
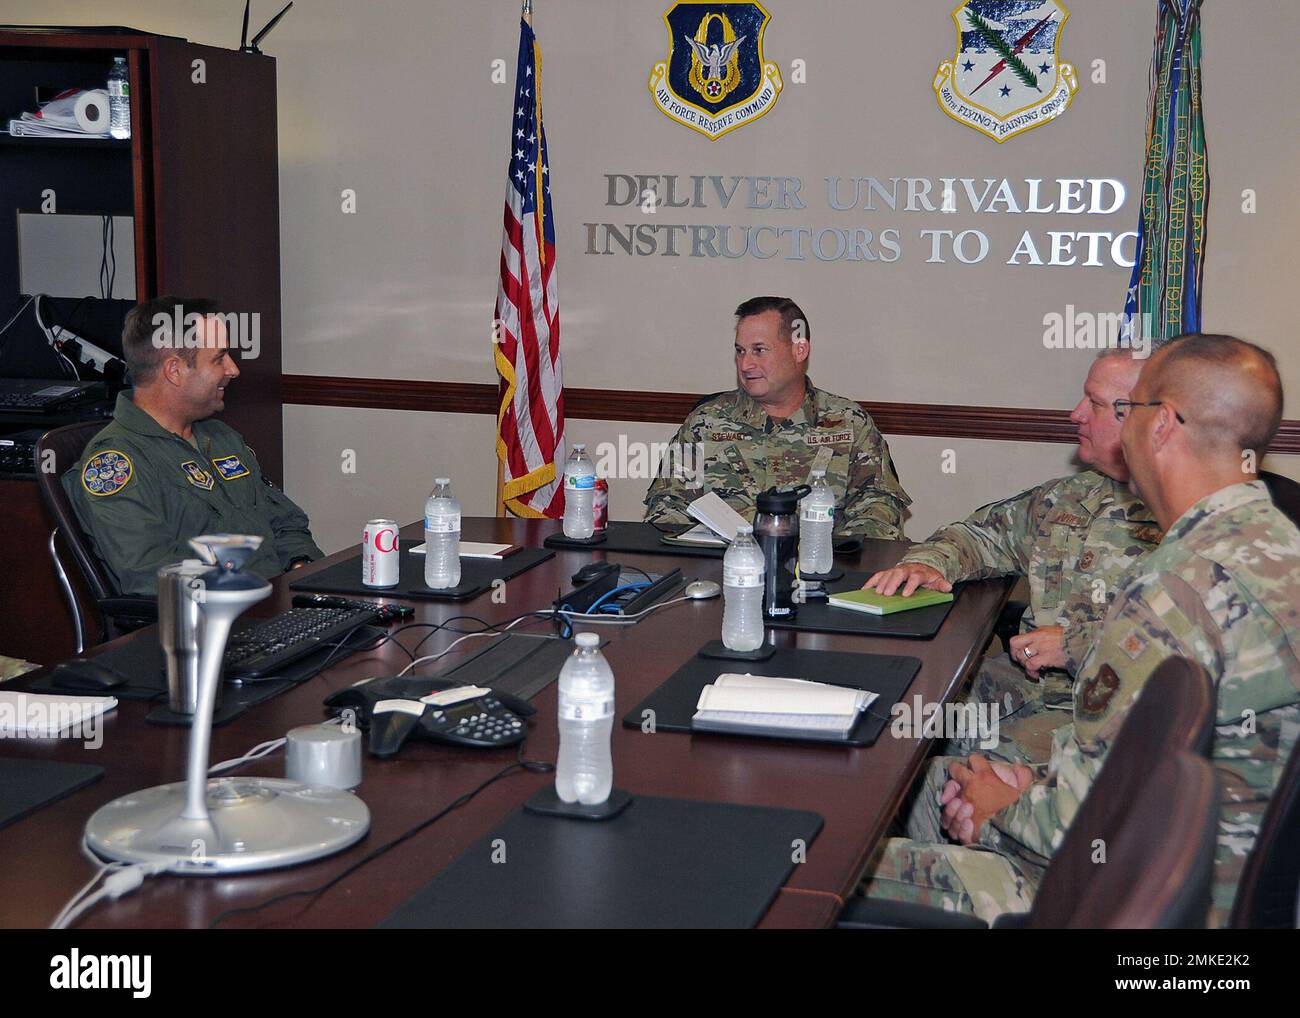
[649,3,783,140]
[933,1,1078,142]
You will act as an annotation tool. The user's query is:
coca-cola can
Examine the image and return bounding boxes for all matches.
[593,478,609,532]
[362,519,400,587]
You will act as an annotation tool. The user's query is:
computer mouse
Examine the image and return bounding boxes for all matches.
[50,658,129,692]
[684,580,722,600]
[572,561,619,585]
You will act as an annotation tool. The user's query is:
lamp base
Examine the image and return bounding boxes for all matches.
[84,777,369,874]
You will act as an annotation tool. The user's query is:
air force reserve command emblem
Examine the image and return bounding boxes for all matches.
[649,3,783,139]
[933,1,1079,142]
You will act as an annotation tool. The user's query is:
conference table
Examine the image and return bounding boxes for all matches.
[0,518,1012,929]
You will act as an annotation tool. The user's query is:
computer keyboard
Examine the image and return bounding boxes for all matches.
[223,606,381,679]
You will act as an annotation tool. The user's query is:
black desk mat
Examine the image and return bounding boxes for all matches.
[624,644,921,747]
[291,547,554,601]
[767,571,958,639]
[545,521,725,558]
[0,756,104,831]
[24,624,386,720]
[381,794,823,929]
[546,523,867,561]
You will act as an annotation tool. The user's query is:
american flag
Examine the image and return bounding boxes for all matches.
[494,14,564,518]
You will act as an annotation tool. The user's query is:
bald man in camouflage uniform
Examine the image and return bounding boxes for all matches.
[643,296,909,539]
[859,335,1300,925]
[866,351,1159,765]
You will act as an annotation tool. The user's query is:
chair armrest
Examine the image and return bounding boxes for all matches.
[98,596,158,625]
[836,896,989,929]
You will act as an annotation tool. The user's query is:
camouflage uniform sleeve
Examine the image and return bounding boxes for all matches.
[1061,619,1100,677]
[64,448,196,597]
[642,413,703,525]
[837,411,910,539]
[246,447,324,568]
[900,481,1054,582]
[980,572,1215,862]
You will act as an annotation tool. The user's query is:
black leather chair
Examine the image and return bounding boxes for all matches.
[1261,470,1300,528]
[1229,733,1300,928]
[34,422,157,652]
[839,655,1217,929]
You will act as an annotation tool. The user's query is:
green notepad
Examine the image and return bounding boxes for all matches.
[827,588,954,615]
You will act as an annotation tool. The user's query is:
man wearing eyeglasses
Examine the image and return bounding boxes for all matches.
[875,335,1300,926]
[863,349,1161,766]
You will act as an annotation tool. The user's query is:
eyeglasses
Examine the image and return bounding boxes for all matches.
[1112,399,1186,424]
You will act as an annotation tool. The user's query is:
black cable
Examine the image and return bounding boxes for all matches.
[207,739,554,929]
[614,563,653,583]
[106,216,116,298]
[100,216,109,299]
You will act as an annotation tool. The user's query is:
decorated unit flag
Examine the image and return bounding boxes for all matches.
[1122,0,1208,343]
[494,10,564,518]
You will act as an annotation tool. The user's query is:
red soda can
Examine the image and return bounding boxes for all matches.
[362,519,400,587]
[593,478,609,532]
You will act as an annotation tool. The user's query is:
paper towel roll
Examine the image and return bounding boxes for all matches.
[74,89,110,133]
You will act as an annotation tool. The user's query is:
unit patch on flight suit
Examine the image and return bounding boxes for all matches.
[181,460,215,491]
[81,450,132,496]
[212,454,250,480]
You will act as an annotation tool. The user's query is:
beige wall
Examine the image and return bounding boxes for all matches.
[8,1,1298,548]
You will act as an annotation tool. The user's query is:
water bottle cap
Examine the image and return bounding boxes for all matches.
[811,469,826,478]
[574,632,599,649]
[573,443,586,452]
[735,524,753,536]
[434,476,450,485]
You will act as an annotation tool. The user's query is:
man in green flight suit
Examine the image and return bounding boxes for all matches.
[864,348,1162,764]
[64,296,323,596]
[643,296,910,538]
[860,335,1300,926]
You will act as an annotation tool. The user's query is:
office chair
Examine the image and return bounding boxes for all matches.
[1229,734,1300,928]
[1261,470,1300,528]
[34,422,158,653]
[839,655,1217,929]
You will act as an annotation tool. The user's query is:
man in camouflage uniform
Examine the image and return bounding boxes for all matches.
[643,296,909,538]
[860,335,1300,926]
[65,297,322,596]
[865,350,1160,764]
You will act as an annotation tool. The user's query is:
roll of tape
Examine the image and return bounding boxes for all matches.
[285,724,363,790]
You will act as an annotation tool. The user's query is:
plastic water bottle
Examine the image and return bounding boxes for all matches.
[562,443,597,540]
[107,57,130,139]
[556,632,615,804]
[799,470,836,575]
[423,477,461,589]
[722,524,766,652]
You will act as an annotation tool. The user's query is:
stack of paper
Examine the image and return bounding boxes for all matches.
[662,492,750,546]
[0,691,117,738]
[692,673,876,739]
[6,88,111,139]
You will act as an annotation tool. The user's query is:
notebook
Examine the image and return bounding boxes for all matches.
[683,491,749,542]
[407,541,517,559]
[692,673,877,739]
[828,588,955,615]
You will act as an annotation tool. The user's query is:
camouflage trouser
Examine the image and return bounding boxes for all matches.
[939,651,1072,765]
[858,754,1038,923]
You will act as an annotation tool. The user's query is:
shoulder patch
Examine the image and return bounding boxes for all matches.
[1076,663,1122,721]
[211,453,250,480]
[81,450,133,497]
[181,460,215,491]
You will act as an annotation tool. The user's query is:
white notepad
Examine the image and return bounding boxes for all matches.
[685,491,750,543]
[0,691,117,738]
[408,542,514,559]
[692,673,877,739]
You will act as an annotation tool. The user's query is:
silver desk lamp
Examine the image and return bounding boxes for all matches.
[85,535,370,874]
